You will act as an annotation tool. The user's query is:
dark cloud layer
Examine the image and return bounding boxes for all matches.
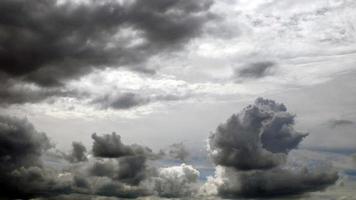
[0,0,213,87]
[208,98,338,198]
[234,61,275,79]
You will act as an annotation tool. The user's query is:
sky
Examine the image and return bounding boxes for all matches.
[0,0,356,199]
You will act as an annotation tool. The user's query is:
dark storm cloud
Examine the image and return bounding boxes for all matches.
[208,98,307,170]
[234,61,275,79]
[327,119,354,128]
[0,0,213,88]
[0,115,51,169]
[0,115,74,199]
[208,98,338,198]
[66,142,88,163]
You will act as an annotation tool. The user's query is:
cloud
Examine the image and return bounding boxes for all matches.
[91,90,191,110]
[0,75,77,106]
[0,116,158,199]
[90,132,159,189]
[0,115,51,169]
[168,142,190,162]
[206,98,338,198]
[92,92,150,110]
[327,119,354,128]
[213,166,338,198]
[151,164,200,198]
[66,142,88,163]
[234,61,275,79]
[208,97,307,170]
[0,0,213,87]
[91,132,156,158]
[91,132,136,158]
[0,115,73,198]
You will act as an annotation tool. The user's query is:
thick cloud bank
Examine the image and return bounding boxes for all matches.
[0,0,213,86]
[0,115,71,198]
[0,0,213,107]
[206,98,338,198]
[0,115,201,199]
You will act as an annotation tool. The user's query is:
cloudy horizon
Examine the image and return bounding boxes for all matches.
[1,0,356,199]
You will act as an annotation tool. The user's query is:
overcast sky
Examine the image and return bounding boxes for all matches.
[1,0,356,199]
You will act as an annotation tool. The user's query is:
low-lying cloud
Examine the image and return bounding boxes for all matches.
[0,98,340,198]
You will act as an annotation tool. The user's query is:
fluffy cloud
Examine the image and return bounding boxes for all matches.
[208,97,307,170]
[151,164,200,198]
[91,132,156,158]
[206,98,338,198]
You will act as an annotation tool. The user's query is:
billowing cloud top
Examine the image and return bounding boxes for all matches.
[205,98,338,198]
[208,97,308,170]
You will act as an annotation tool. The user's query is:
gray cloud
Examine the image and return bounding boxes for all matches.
[327,119,354,128]
[91,92,191,110]
[90,132,159,188]
[168,142,190,162]
[207,98,338,198]
[0,115,73,199]
[0,0,213,106]
[0,75,76,106]
[0,0,213,87]
[152,164,200,198]
[217,167,338,198]
[234,61,275,79]
[91,132,155,158]
[66,142,88,163]
[208,97,307,170]
[0,115,200,199]
[92,132,135,158]
[92,93,150,110]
